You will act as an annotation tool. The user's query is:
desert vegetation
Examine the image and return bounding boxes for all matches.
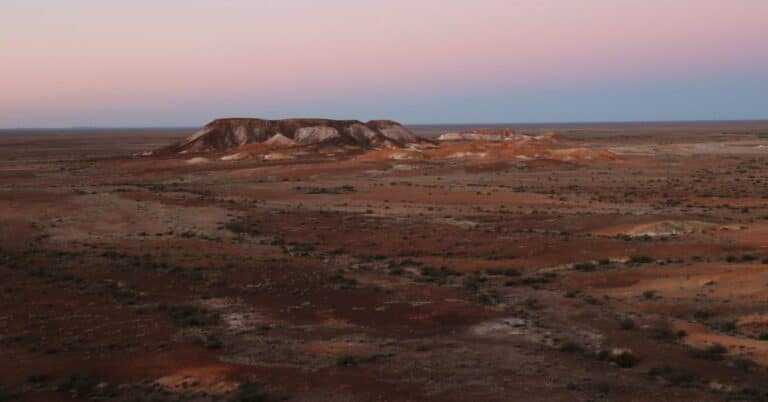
[3,122,768,401]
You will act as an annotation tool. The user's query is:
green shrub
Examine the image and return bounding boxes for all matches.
[642,290,656,300]
[619,318,636,330]
[741,253,757,262]
[693,310,714,321]
[720,321,737,332]
[57,374,98,397]
[690,343,727,361]
[158,304,219,327]
[420,266,460,283]
[573,262,596,272]
[650,326,682,341]
[584,295,600,305]
[388,267,405,276]
[734,358,757,372]
[727,388,768,401]
[486,268,521,276]
[648,365,695,385]
[27,374,50,383]
[476,291,501,305]
[336,354,391,367]
[205,336,223,350]
[233,382,270,402]
[521,297,540,309]
[612,351,639,368]
[627,255,654,265]
[559,342,583,354]
[224,220,260,236]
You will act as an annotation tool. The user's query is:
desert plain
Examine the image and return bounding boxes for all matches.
[3,121,768,401]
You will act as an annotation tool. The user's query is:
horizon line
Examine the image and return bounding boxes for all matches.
[3,118,768,131]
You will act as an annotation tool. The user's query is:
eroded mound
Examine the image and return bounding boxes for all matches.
[357,134,617,164]
[437,128,563,143]
[160,118,426,154]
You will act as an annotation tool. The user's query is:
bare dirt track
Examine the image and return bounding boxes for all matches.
[3,122,768,401]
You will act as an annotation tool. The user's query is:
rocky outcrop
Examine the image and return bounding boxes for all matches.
[160,118,425,154]
[367,120,419,143]
[438,132,507,142]
[437,129,561,145]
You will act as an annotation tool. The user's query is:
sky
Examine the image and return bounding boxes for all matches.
[2,0,768,127]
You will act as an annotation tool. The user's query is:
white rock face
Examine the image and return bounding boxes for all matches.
[265,133,296,146]
[186,157,211,165]
[293,126,341,145]
[380,126,417,143]
[447,151,488,159]
[220,153,247,161]
[389,151,418,160]
[345,123,379,143]
[262,152,294,161]
[234,125,249,145]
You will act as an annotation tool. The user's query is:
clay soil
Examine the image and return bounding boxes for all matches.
[3,122,768,401]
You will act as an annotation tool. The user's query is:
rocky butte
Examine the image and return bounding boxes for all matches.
[159,118,428,155]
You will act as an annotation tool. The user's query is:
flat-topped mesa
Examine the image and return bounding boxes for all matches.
[160,118,426,154]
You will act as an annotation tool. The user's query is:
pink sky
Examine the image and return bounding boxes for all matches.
[2,0,768,126]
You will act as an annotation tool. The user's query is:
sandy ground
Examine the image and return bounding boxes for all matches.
[2,123,768,401]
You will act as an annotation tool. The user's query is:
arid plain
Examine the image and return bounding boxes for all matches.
[3,121,768,401]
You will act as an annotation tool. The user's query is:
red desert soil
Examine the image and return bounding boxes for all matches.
[3,121,768,401]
